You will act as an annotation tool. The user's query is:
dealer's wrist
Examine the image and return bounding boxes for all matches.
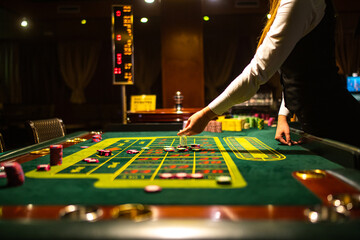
[277,114,288,123]
[202,107,218,121]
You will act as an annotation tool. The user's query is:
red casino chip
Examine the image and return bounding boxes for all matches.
[175,172,189,179]
[103,150,112,156]
[177,147,189,152]
[191,147,202,152]
[50,145,63,166]
[163,147,175,152]
[216,175,232,184]
[126,149,139,154]
[190,144,201,148]
[144,185,162,193]
[159,173,173,179]
[190,173,204,179]
[37,164,51,171]
[97,149,112,156]
[83,158,99,163]
[92,134,102,142]
[3,162,25,186]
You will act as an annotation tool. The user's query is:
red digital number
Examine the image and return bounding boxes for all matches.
[114,68,121,74]
[116,10,121,17]
[116,53,122,65]
[116,34,121,41]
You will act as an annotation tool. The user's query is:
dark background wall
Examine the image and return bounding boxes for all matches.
[0,0,359,150]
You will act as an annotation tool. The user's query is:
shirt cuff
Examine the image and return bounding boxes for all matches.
[278,93,290,116]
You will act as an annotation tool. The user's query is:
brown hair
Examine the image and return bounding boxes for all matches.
[257,0,281,48]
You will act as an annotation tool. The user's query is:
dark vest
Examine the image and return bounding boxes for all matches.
[279,0,360,146]
[280,0,340,114]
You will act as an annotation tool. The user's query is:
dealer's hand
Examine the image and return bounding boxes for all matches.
[275,115,292,146]
[177,107,218,136]
[275,115,302,146]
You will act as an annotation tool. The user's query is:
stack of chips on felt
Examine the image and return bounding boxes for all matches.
[0,167,6,178]
[267,117,275,126]
[98,149,112,156]
[179,135,187,147]
[257,118,264,130]
[201,114,277,133]
[50,145,63,166]
[164,146,175,152]
[2,162,25,186]
[92,134,102,142]
[219,119,243,131]
[37,164,50,171]
[83,158,99,163]
[203,120,222,133]
[126,149,139,154]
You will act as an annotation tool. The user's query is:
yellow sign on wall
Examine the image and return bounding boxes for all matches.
[130,95,156,112]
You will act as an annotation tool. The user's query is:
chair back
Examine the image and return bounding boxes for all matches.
[0,132,5,153]
[28,118,66,143]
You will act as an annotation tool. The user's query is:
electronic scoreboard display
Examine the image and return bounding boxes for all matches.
[112,5,134,85]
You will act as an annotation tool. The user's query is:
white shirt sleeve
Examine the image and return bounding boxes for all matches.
[278,92,291,116]
[208,0,326,115]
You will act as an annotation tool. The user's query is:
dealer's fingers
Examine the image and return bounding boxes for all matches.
[284,132,292,146]
[177,119,193,136]
[277,136,289,145]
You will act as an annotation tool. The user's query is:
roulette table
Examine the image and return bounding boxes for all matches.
[1,126,360,239]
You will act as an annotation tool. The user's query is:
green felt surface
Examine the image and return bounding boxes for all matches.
[0,127,343,206]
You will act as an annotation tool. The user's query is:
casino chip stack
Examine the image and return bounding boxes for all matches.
[126,149,139,154]
[92,134,102,142]
[83,158,99,163]
[180,135,187,147]
[190,144,201,152]
[103,150,112,156]
[249,117,257,128]
[268,117,275,126]
[177,146,189,152]
[37,164,51,171]
[175,172,188,179]
[0,169,6,178]
[216,175,231,185]
[160,173,173,179]
[3,162,25,186]
[163,146,175,152]
[204,120,222,133]
[98,149,113,156]
[50,145,63,166]
[215,121,222,132]
[144,185,162,193]
[257,118,264,130]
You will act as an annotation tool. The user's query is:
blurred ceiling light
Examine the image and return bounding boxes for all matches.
[140,17,149,23]
[20,18,28,28]
[145,0,155,3]
[81,19,87,24]
[203,16,210,21]
[267,14,271,19]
